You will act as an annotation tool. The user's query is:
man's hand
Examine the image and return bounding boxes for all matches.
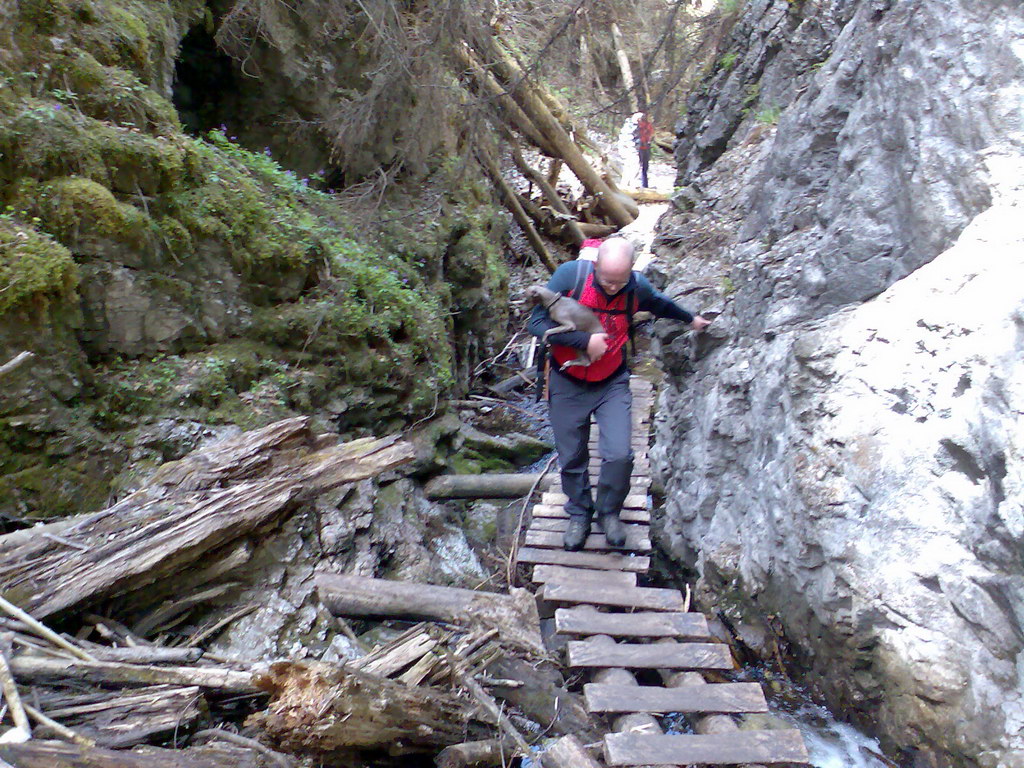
[690,315,711,332]
[587,333,609,360]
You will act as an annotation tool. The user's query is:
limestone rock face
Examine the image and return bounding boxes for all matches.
[655,0,1024,765]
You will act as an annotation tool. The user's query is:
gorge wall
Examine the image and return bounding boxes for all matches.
[651,1,1024,766]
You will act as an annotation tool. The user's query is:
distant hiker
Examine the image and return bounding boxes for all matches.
[528,238,711,552]
[635,112,655,189]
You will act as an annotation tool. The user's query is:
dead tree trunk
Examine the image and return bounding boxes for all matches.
[611,23,639,113]
[0,740,267,768]
[0,419,413,620]
[316,574,543,653]
[424,473,553,500]
[248,661,471,754]
[466,39,637,228]
[508,140,585,247]
[476,145,558,272]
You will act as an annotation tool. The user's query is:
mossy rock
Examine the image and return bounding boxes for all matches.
[0,214,78,316]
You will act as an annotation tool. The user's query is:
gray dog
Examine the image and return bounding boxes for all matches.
[526,285,604,369]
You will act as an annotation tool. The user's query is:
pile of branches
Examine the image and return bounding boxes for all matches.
[0,417,586,767]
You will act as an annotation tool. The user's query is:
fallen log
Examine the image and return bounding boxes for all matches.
[0,739,267,768]
[542,734,603,768]
[424,473,554,500]
[469,37,636,228]
[0,351,34,379]
[316,575,543,654]
[80,646,204,664]
[486,369,535,395]
[0,418,413,620]
[8,655,257,693]
[247,661,472,754]
[30,684,204,749]
[436,738,514,768]
[477,144,558,273]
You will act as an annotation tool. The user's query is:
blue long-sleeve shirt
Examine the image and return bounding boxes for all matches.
[527,261,695,351]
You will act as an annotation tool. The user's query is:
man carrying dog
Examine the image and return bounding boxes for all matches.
[528,238,710,551]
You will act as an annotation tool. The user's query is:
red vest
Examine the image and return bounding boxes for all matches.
[550,271,634,382]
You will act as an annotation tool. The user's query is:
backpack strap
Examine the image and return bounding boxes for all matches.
[570,259,592,301]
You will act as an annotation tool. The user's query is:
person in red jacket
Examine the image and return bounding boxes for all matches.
[635,112,655,189]
[528,238,710,551]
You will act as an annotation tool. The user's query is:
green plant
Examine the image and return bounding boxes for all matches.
[755,104,782,125]
[721,276,736,295]
[719,52,739,70]
[719,0,746,14]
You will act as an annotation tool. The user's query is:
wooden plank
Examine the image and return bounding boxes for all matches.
[603,730,809,766]
[541,493,648,510]
[566,640,733,671]
[541,582,684,612]
[584,682,767,714]
[515,547,649,572]
[529,518,649,535]
[555,608,708,638]
[531,504,650,522]
[525,529,650,553]
[531,565,636,587]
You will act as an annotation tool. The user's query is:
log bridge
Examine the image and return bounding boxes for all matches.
[515,376,811,768]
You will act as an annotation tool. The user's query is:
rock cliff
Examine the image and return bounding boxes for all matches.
[653,0,1024,765]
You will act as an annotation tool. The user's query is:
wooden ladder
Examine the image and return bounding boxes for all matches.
[515,377,810,767]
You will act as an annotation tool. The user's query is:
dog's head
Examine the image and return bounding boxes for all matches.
[524,285,547,304]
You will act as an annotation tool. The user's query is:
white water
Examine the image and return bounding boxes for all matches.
[773,698,894,768]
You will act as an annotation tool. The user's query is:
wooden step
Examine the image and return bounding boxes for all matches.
[525,529,651,553]
[516,548,651,573]
[531,504,650,523]
[515,547,650,573]
[566,640,733,671]
[541,493,648,510]
[588,458,650,469]
[555,608,708,638]
[541,582,683,612]
[529,518,649,535]
[584,682,767,714]
[603,730,809,766]
[532,565,637,588]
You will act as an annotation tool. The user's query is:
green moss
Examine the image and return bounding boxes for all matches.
[0,460,110,519]
[0,214,78,316]
[22,176,151,247]
[0,99,187,194]
[51,51,180,133]
[17,0,70,31]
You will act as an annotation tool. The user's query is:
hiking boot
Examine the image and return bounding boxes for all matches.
[563,517,592,551]
[600,512,626,548]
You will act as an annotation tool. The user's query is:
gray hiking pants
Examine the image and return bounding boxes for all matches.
[548,367,634,521]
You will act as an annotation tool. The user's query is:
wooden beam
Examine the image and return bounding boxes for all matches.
[530,565,637,588]
[603,730,810,766]
[541,583,683,612]
[514,547,649,573]
[584,682,768,714]
[566,641,733,671]
[531,504,650,523]
[524,529,650,553]
[554,608,708,639]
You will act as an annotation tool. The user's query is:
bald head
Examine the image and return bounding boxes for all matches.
[595,238,634,295]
